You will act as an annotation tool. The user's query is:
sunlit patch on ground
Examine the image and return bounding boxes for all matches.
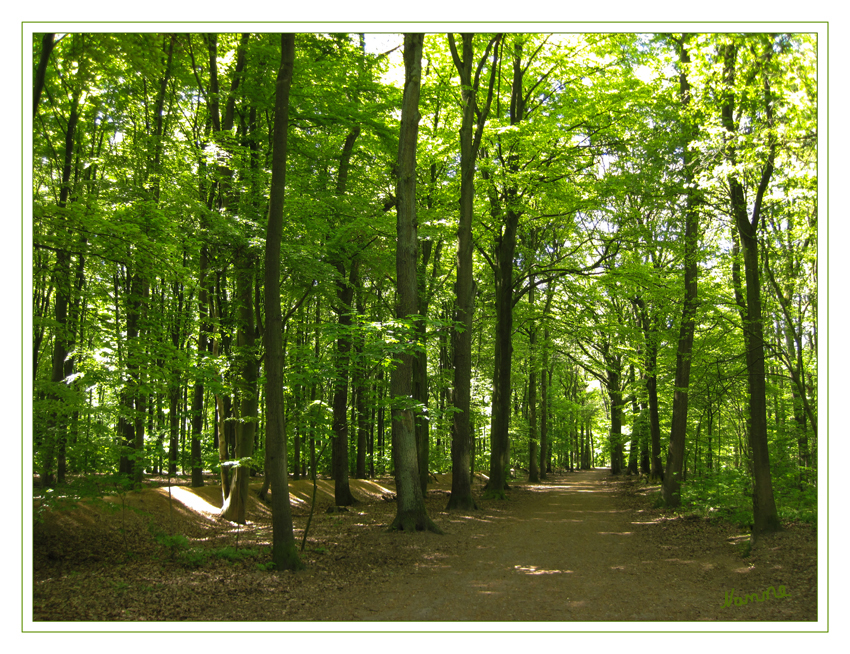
[514,564,572,575]
[154,486,220,519]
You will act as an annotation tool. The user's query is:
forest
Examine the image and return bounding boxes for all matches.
[30,30,819,622]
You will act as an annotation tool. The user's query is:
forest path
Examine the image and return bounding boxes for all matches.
[323,469,810,623]
[32,468,816,622]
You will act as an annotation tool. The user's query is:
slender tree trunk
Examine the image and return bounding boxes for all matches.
[328,124,362,504]
[527,283,539,483]
[626,365,639,475]
[264,33,303,570]
[168,385,180,477]
[663,35,700,507]
[634,297,664,481]
[721,40,780,538]
[331,261,358,505]
[43,65,83,488]
[189,251,208,488]
[606,347,624,476]
[540,330,551,479]
[354,288,369,479]
[487,207,517,498]
[413,239,433,493]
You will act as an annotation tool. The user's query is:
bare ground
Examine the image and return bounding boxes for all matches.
[31,468,817,624]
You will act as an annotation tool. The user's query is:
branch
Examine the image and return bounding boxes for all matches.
[282,282,315,328]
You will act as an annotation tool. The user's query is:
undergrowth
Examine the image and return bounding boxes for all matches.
[677,466,817,529]
[148,523,262,568]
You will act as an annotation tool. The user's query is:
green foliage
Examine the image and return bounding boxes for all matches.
[31,30,817,547]
[159,538,263,568]
[148,522,190,559]
[678,465,817,529]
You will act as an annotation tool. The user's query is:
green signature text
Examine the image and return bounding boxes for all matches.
[723,585,791,608]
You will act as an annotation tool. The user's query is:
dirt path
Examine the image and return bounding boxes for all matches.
[32,468,816,623]
[319,469,815,622]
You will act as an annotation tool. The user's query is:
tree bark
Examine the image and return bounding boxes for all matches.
[264,33,303,570]
[220,250,258,523]
[539,323,552,479]
[389,33,441,534]
[486,38,527,499]
[605,343,624,476]
[413,239,435,493]
[331,260,358,505]
[328,124,362,504]
[633,295,664,480]
[663,35,700,507]
[354,286,369,479]
[445,33,500,511]
[721,39,780,538]
[33,33,56,117]
[527,282,539,483]
[43,47,83,487]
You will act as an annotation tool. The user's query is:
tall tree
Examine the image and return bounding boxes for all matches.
[720,36,780,537]
[42,33,86,488]
[663,34,702,506]
[264,32,303,570]
[483,36,531,498]
[388,32,441,534]
[445,32,500,511]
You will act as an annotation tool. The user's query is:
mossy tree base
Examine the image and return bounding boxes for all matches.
[272,541,306,572]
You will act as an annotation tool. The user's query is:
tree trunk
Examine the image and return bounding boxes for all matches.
[413,239,432,494]
[264,33,303,570]
[628,367,640,475]
[33,33,55,117]
[354,287,369,479]
[540,332,551,479]
[328,123,362,504]
[721,40,780,538]
[606,347,624,476]
[331,260,358,505]
[221,250,258,524]
[663,35,700,507]
[43,68,83,488]
[527,283,539,483]
[388,33,441,534]
[486,39,527,499]
[445,33,499,511]
[486,205,518,498]
[189,248,208,488]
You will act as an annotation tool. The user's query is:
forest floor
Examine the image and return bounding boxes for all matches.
[31,468,818,625]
